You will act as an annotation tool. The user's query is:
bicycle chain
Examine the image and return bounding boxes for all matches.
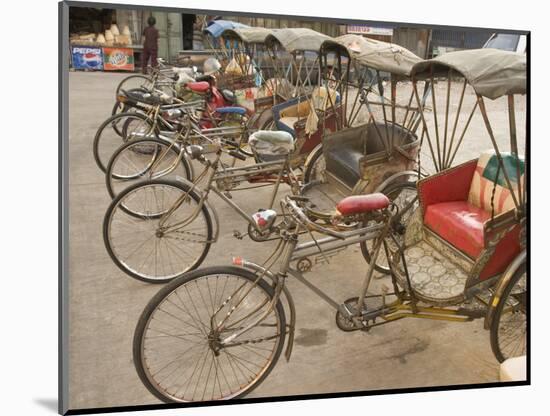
[225,332,280,348]
[165,230,210,244]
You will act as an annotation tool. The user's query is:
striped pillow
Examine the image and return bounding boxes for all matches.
[467,151,524,216]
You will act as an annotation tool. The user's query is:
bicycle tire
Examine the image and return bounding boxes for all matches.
[105,137,193,200]
[360,181,418,274]
[134,265,286,402]
[490,263,527,363]
[103,178,213,283]
[93,112,157,173]
[115,74,153,96]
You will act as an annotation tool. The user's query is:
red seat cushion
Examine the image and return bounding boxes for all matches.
[336,193,390,216]
[424,201,491,259]
[186,81,210,93]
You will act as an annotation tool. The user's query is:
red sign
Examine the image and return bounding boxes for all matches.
[103,47,135,71]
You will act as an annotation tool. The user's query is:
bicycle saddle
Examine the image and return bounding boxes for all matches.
[220,89,236,103]
[215,106,247,116]
[194,74,215,83]
[186,81,210,93]
[336,194,390,216]
[248,130,295,161]
[122,89,165,105]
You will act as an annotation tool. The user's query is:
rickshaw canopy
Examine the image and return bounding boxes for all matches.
[411,48,526,100]
[203,20,250,39]
[221,27,276,44]
[321,34,422,77]
[265,28,332,53]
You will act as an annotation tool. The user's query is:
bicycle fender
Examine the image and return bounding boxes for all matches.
[281,284,296,362]
[484,250,526,330]
[232,259,296,362]
[206,200,220,242]
[303,143,323,173]
[174,176,220,242]
[373,170,419,193]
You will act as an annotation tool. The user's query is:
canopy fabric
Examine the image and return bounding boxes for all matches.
[323,34,422,77]
[265,28,332,53]
[203,20,249,39]
[410,48,526,99]
[221,27,275,44]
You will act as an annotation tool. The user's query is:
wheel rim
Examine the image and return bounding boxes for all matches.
[140,273,283,401]
[307,153,326,183]
[108,140,187,198]
[107,183,209,281]
[121,116,156,143]
[117,75,154,96]
[262,119,276,131]
[96,114,154,172]
[496,271,527,361]
[363,185,418,273]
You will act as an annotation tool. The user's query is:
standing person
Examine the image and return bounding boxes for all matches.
[142,16,159,74]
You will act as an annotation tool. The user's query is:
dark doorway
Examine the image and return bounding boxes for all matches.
[181,14,196,50]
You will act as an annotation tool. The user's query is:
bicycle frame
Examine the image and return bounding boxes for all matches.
[156,146,301,240]
[216,197,487,353]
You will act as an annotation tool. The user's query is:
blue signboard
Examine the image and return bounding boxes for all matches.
[71,46,104,70]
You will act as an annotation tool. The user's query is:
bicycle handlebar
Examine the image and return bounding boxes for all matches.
[228,150,246,161]
[283,196,346,239]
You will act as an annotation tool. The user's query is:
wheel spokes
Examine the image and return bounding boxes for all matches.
[141,274,281,401]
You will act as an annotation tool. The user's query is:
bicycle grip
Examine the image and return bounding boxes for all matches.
[228,150,246,161]
[225,140,240,148]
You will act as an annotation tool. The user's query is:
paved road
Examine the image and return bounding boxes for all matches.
[68,71,522,410]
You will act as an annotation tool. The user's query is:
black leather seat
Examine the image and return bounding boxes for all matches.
[221,89,236,103]
[194,74,215,83]
[326,150,363,188]
[324,122,415,189]
[123,89,164,106]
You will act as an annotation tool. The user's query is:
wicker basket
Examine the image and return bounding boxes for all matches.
[216,73,256,91]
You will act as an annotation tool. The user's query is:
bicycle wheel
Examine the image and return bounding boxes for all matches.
[103,179,213,283]
[303,146,325,184]
[221,117,254,158]
[360,181,418,274]
[93,112,157,173]
[490,263,527,363]
[106,137,193,200]
[111,101,125,117]
[260,113,277,131]
[155,82,177,98]
[111,101,137,137]
[115,74,154,96]
[134,266,286,402]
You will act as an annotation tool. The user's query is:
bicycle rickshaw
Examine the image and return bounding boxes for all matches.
[295,35,425,270]
[218,27,286,127]
[202,19,250,70]
[131,48,527,403]
[300,35,424,217]
[261,28,341,160]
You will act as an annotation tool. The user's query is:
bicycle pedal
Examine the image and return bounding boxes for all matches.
[233,230,245,240]
[338,303,355,319]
